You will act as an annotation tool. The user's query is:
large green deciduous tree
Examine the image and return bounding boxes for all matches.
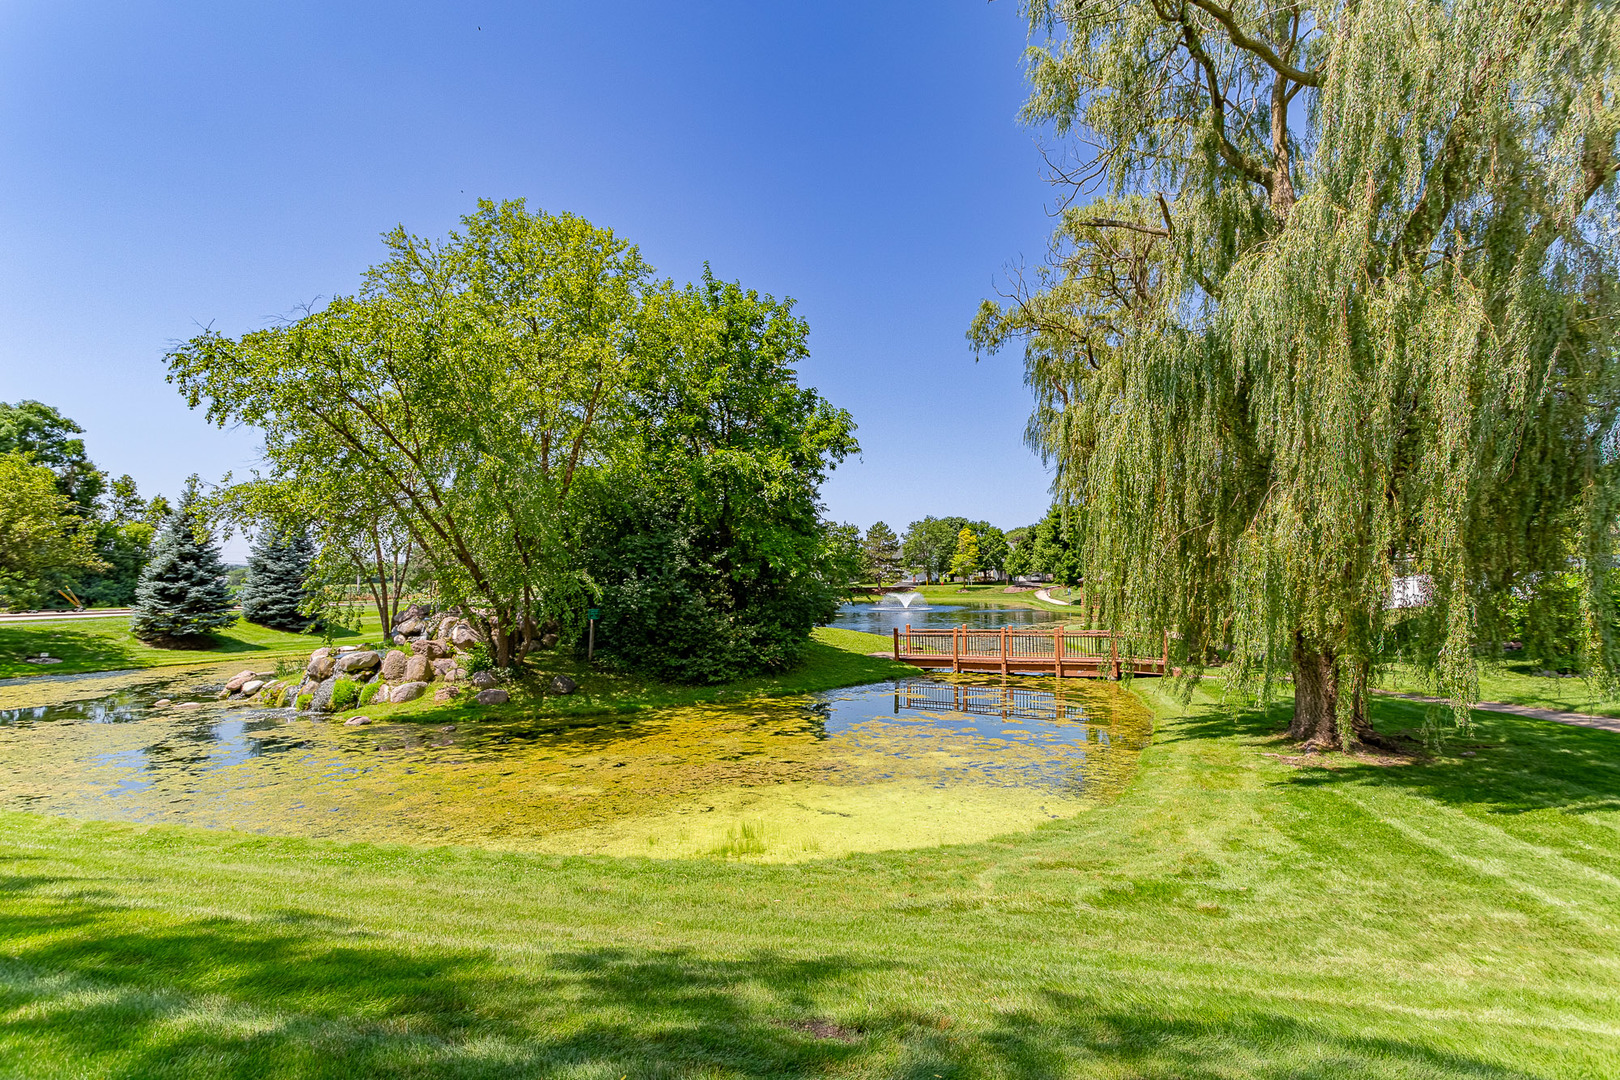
[167,199,651,666]
[0,453,106,610]
[975,0,1620,746]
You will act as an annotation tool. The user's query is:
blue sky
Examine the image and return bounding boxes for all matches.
[0,2,1060,557]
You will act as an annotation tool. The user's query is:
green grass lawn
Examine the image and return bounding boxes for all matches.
[1376,659,1620,719]
[0,615,365,679]
[0,672,1614,1077]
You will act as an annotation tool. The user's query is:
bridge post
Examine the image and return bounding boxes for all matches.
[893,627,899,662]
[1054,625,1063,682]
[1001,626,1009,676]
[952,625,961,673]
[1110,632,1120,680]
[1162,630,1169,674]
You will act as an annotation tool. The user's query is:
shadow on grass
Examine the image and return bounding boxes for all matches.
[1163,688,1620,816]
[0,874,1559,1079]
[0,621,354,680]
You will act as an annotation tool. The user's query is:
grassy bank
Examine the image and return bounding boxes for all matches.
[368,626,915,724]
[909,583,1077,614]
[0,615,360,679]
[1377,659,1620,719]
[0,674,1614,1077]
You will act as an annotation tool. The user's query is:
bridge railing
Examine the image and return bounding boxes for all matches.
[892,625,1168,678]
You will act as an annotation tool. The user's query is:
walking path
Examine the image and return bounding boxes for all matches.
[1033,588,1070,606]
[1372,690,1620,735]
[0,609,132,623]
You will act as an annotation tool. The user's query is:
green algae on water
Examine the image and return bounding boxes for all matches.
[0,668,1152,861]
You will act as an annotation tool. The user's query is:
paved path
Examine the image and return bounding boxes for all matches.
[0,609,132,623]
[1033,588,1071,606]
[1372,690,1620,735]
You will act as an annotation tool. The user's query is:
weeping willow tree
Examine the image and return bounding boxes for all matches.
[972,0,1620,746]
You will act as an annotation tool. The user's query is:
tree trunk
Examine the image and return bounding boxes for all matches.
[1290,632,1390,750]
[1289,634,1341,747]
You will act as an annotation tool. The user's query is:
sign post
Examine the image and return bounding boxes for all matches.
[587,608,599,661]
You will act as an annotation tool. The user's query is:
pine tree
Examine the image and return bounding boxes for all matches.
[861,521,901,584]
[239,524,317,632]
[130,493,235,645]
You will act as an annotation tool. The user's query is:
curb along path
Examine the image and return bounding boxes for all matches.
[1372,690,1620,735]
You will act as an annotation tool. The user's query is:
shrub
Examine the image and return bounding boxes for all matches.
[329,678,359,712]
[357,682,378,707]
[464,642,495,675]
[295,693,312,710]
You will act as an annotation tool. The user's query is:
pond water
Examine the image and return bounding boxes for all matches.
[828,600,1065,635]
[0,660,1151,861]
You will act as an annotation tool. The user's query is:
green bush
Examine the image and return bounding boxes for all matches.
[329,678,359,712]
[464,642,494,675]
[271,685,289,707]
[357,681,378,707]
[295,693,312,710]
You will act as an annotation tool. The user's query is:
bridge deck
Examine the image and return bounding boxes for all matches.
[892,626,1168,679]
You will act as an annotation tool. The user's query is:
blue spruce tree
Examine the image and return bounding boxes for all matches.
[130,493,235,645]
[239,524,318,632]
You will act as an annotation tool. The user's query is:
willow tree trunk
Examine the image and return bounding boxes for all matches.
[1290,631,1386,749]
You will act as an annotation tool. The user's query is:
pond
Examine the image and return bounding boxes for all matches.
[828,599,1066,635]
[0,660,1151,862]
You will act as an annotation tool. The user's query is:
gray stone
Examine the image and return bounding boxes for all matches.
[380,649,408,681]
[372,684,391,704]
[471,670,499,690]
[390,681,428,703]
[337,645,360,654]
[436,615,459,641]
[241,679,264,696]
[549,675,578,695]
[411,637,450,659]
[541,633,559,649]
[343,715,372,726]
[173,701,203,711]
[310,676,338,712]
[306,653,335,681]
[335,650,380,674]
[451,623,482,648]
[403,654,434,684]
[216,689,231,700]
[153,698,172,708]
[432,658,458,680]
[394,602,427,628]
[474,688,509,706]
[433,685,460,703]
[224,669,257,692]
[392,633,408,646]
[395,618,425,637]
[310,646,333,662]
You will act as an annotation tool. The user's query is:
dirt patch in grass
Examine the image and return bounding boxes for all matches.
[778,1018,863,1043]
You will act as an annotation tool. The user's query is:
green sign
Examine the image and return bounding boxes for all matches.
[587,609,599,620]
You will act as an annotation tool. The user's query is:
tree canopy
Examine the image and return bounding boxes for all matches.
[0,453,105,610]
[975,0,1620,746]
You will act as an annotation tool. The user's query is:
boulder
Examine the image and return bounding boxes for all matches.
[451,623,482,648]
[216,689,231,700]
[224,669,258,692]
[549,675,578,695]
[390,681,428,703]
[395,618,425,637]
[337,645,360,654]
[432,658,458,680]
[306,653,336,681]
[372,684,391,704]
[241,679,265,696]
[310,676,338,712]
[471,670,499,690]
[394,602,427,627]
[411,638,449,659]
[453,668,468,681]
[343,715,371,726]
[392,633,408,646]
[403,654,434,684]
[153,698,172,708]
[310,646,333,662]
[335,650,380,674]
[436,615,459,640]
[380,649,409,681]
[173,701,203,711]
[433,685,460,703]
[540,633,559,649]
[474,688,509,706]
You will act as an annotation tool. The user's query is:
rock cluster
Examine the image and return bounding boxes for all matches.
[253,605,494,713]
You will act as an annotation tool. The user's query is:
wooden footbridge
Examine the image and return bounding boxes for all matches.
[891,625,1168,679]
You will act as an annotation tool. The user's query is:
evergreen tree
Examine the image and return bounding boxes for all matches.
[861,521,901,584]
[130,492,235,645]
[239,524,318,632]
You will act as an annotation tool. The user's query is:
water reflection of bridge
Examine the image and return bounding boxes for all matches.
[894,681,1087,724]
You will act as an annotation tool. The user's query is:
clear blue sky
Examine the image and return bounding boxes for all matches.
[0,1,1060,557]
